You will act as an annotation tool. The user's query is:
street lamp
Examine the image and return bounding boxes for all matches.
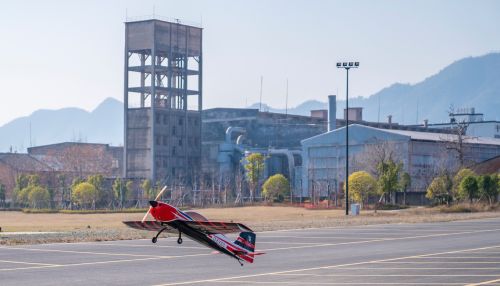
[336,61,359,215]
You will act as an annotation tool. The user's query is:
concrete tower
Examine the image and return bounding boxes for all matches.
[124,19,202,185]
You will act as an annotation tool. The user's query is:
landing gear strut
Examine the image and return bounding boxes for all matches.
[152,227,169,244]
[177,231,183,244]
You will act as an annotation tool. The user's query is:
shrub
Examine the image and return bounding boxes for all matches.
[72,182,97,209]
[262,174,290,202]
[27,186,50,209]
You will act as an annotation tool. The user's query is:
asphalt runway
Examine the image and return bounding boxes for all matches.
[1,217,500,286]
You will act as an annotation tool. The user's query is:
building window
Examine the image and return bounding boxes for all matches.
[179,139,183,146]
[156,136,161,145]
[172,126,176,135]
[163,115,168,125]
[171,167,175,176]
[163,136,167,146]
[156,114,161,124]
[172,146,176,156]
[179,118,183,126]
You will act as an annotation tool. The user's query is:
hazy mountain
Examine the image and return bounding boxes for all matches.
[0,98,123,152]
[251,53,500,124]
[248,100,326,116]
[1,53,499,152]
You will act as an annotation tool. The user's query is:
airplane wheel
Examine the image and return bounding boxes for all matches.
[177,237,183,244]
[152,237,157,244]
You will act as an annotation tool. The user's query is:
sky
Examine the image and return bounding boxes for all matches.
[0,0,499,126]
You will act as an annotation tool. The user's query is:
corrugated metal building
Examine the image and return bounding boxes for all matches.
[301,124,500,204]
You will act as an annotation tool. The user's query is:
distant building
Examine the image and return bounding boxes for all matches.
[0,142,123,203]
[301,124,500,205]
[0,153,54,201]
[472,155,500,174]
[413,108,500,139]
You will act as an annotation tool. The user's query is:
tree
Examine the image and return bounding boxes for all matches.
[376,159,402,203]
[452,168,475,200]
[262,174,290,202]
[446,106,470,168]
[478,174,498,205]
[87,174,107,207]
[72,182,97,209]
[112,178,125,208]
[426,175,452,205]
[13,174,29,205]
[27,186,50,209]
[400,172,411,205]
[458,175,479,204]
[14,174,44,208]
[345,171,376,207]
[243,153,265,202]
[142,179,154,200]
[125,180,134,201]
[0,183,6,207]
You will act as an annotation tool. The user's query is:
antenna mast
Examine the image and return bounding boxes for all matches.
[285,78,289,117]
[259,76,263,111]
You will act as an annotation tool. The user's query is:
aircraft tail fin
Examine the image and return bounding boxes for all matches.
[234,231,256,253]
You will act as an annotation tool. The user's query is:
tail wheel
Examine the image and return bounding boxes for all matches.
[152,237,158,243]
[177,237,183,244]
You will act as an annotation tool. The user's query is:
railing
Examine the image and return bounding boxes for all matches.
[125,14,202,28]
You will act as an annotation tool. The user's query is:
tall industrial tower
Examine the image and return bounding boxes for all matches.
[124,19,202,185]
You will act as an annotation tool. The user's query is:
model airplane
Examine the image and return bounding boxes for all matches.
[123,187,262,266]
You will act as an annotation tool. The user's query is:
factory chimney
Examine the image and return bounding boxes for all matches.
[387,115,393,129]
[328,95,336,132]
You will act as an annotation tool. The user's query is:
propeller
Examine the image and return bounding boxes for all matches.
[142,185,168,223]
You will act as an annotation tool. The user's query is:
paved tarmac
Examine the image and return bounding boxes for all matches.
[1,217,500,286]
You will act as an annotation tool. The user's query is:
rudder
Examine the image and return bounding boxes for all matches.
[234,231,256,252]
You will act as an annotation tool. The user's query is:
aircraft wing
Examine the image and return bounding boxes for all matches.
[183,220,253,234]
[123,221,177,233]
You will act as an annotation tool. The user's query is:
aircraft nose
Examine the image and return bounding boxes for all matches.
[149,201,158,208]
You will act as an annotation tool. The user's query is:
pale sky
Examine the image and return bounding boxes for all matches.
[0,0,499,126]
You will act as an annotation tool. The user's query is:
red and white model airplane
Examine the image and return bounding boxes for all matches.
[123,188,262,266]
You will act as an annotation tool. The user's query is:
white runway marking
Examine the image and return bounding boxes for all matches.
[211,281,469,285]
[260,228,500,252]
[0,259,60,266]
[466,278,500,286]
[153,245,500,286]
[277,273,500,277]
[0,252,213,272]
[1,246,171,258]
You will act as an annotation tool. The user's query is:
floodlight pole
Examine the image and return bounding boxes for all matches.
[345,67,349,216]
[337,62,359,215]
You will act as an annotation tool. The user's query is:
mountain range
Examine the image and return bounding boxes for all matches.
[252,53,500,124]
[1,53,499,152]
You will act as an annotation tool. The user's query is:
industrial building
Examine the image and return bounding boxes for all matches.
[123,19,202,186]
[198,95,456,201]
[301,124,500,204]
[200,108,327,197]
[413,108,500,138]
